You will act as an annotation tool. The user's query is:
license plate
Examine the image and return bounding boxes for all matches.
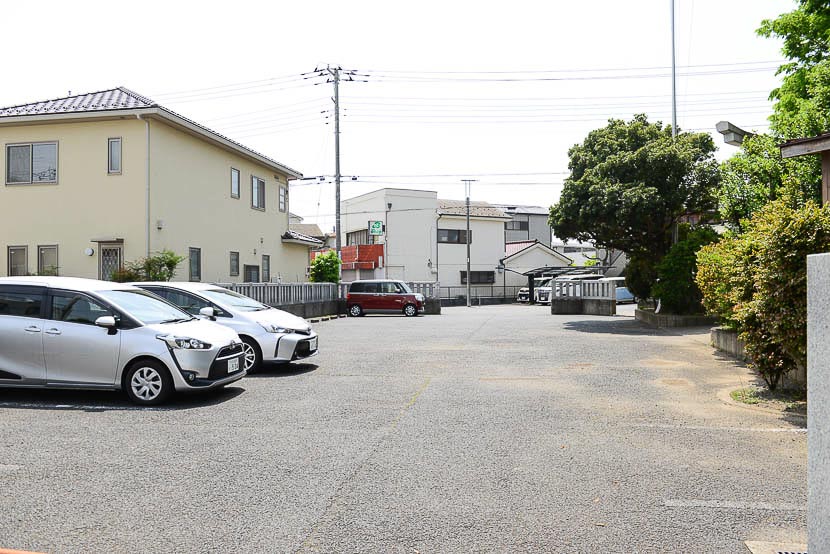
[228,357,240,373]
[309,337,318,351]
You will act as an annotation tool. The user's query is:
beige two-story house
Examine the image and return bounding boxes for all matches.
[0,87,318,282]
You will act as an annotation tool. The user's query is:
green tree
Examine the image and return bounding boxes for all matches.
[549,115,720,296]
[308,250,341,283]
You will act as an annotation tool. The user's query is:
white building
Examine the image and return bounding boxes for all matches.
[340,188,511,293]
[500,240,572,288]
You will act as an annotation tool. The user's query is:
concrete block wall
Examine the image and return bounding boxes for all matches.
[808,253,830,552]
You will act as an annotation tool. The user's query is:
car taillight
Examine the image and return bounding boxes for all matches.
[346,293,352,300]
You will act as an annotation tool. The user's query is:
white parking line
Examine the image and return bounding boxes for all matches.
[0,402,162,411]
[664,499,806,511]
[633,423,806,433]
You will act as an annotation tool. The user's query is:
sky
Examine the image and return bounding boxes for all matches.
[2,0,795,232]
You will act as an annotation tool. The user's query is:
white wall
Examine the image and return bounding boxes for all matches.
[437,215,506,288]
[502,247,570,287]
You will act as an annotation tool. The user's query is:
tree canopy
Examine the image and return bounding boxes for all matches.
[548,114,720,263]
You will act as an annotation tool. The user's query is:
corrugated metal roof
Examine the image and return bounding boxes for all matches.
[437,199,509,218]
[281,229,323,245]
[0,87,302,178]
[494,204,551,216]
[0,87,156,116]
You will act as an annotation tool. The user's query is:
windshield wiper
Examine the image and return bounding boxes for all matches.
[159,317,194,324]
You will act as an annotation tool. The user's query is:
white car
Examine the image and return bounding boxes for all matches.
[0,277,245,405]
[133,282,318,373]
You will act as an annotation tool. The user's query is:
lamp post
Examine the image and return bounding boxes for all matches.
[462,179,476,307]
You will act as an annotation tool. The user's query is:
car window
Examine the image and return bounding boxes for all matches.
[358,283,378,293]
[96,289,193,325]
[349,282,365,293]
[198,288,268,311]
[51,292,113,325]
[150,288,211,316]
[381,282,398,294]
[0,288,43,318]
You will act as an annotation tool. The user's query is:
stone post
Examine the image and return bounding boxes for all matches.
[808,252,830,551]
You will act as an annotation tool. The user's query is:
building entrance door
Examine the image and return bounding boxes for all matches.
[99,244,123,281]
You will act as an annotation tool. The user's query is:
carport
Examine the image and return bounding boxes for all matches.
[509,266,609,305]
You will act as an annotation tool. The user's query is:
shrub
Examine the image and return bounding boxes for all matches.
[110,250,186,282]
[309,250,341,283]
[697,199,830,389]
[651,226,719,314]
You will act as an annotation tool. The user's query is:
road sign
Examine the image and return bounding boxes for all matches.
[369,220,384,236]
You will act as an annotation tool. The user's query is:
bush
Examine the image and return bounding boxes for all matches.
[110,250,186,282]
[651,226,719,314]
[309,250,341,283]
[696,199,830,389]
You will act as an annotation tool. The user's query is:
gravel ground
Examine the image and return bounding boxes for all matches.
[0,304,806,553]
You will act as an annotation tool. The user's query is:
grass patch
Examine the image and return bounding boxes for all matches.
[731,387,761,405]
[730,386,807,415]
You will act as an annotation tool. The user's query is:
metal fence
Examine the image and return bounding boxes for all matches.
[439,285,524,300]
[214,282,339,306]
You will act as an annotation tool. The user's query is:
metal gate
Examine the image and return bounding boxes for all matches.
[99,244,123,281]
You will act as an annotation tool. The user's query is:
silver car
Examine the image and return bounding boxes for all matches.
[132,282,318,373]
[0,277,246,405]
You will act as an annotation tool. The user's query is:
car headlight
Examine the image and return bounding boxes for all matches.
[156,334,212,350]
[259,322,292,334]
[415,293,424,302]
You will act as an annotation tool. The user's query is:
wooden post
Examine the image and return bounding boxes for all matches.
[823,151,830,205]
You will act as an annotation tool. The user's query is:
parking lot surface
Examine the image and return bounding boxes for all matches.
[0,305,806,552]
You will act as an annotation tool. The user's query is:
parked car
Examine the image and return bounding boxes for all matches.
[346,280,424,317]
[516,277,549,303]
[601,277,636,304]
[0,277,245,405]
[534,278,554,304]
[132,282,318,373]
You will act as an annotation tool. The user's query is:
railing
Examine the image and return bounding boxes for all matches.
[439,285,525,300]
[553,280,616,300]
[338,281,439,298]
[214,282,339,306]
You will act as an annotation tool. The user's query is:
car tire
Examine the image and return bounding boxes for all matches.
[124,360,173,406]
[240,337,262,374]
[348,304,363,317]
[403,304,417,317]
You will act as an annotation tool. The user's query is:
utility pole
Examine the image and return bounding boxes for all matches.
[326,65,343,261]
[462,179,476,307]
[670,0,677,139]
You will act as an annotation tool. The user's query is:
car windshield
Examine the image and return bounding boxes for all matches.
[96,289,194,325]
[398,282,413,293]
[200,288,269,311]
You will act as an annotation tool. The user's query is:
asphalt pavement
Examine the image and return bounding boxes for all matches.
[0,304,806,553]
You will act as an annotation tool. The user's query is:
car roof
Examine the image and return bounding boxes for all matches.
[349,279,402,283]
[0,276,141,292]
[131,281,227,292]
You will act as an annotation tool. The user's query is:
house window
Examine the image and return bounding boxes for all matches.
[252,176,265,210]
[243,264,259,283]
[346,229,377,245]
[7,246,27,276]
[189,247,201,282]
[38,245,58,276]
[6,142,58,184]
[279,186,287,212]
[505,219,529,231]
[460,271,495,285]
[438,229,470,244]
[262,255,270,282]
[229,251,239,276]
[108,138,122,174]
[231,168,240,198]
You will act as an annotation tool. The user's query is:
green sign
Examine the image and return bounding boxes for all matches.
[369,220,384,236]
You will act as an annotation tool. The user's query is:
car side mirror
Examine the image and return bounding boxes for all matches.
[199,306,216,320]
[95,315,118,335]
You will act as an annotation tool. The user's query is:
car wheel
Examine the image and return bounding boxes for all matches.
[348,304,363,317]
[125,360,173,405]
[403,304,417,317]
[241,337,262,374]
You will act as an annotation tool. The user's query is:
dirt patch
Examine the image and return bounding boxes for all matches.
[658,378,693,387]
[729,386,807,417]
[640,358,687,368]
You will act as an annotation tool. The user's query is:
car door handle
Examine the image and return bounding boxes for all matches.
[24,325,41,333]
[45,328,62,335]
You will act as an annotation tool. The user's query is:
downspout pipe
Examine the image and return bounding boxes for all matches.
[137,114,150,257]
